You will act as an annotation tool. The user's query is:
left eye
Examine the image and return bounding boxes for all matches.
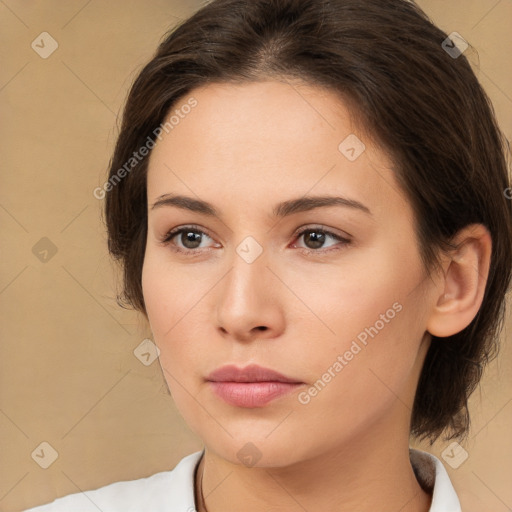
[293,227,350,251]
[160,225,351,255]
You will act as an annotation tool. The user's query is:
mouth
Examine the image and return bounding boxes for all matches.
[205,364,305,408]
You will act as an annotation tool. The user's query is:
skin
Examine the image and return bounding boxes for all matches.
[141,80,492,512]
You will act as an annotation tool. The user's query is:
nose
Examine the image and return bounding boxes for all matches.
[215,244,286,342]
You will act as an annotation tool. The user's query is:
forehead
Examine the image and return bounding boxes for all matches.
[154,80,358,160]
[146,80,410,222]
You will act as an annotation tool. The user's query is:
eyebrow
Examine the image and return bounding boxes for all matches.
[150,193,372,218]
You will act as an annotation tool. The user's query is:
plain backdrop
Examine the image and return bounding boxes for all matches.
[0,1,511,511]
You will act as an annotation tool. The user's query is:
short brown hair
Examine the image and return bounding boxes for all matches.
[104,0,512,443]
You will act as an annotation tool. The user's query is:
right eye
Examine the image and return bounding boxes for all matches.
[160,225,218,255]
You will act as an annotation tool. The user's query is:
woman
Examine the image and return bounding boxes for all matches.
[25,0,512,510]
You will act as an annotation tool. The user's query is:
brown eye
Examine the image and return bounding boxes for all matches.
[161,226,215,254]
[294,227,351,253]
[301,230,328,250]
[160,224,351,257]
[176,229,203,249]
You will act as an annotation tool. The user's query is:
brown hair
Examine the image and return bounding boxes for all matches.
[104,0,512,443]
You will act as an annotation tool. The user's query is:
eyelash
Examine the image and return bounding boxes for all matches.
[159,224,352,257]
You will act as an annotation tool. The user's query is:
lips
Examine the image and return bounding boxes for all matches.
[206,364,304,408]
[206,364,302,384]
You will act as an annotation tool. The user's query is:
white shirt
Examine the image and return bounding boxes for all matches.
[24,448,461,512]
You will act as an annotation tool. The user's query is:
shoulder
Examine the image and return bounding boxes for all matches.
[409,448,462,512]
[23,450,204,512]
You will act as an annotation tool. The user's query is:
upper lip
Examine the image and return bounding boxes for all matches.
[206,364,302,383]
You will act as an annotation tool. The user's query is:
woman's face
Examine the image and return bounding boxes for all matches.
[142,80,440,466]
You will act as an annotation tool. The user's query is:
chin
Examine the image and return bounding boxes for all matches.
[198,426,315,468]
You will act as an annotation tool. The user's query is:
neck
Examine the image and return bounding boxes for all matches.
[195,428,432,512]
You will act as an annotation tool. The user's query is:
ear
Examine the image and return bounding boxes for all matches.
[426,224,492,338]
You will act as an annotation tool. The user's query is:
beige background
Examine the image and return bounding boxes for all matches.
[0,1,511,511]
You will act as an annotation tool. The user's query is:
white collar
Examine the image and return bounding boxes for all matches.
[409,448,461,512]
[169,448,461,512]
[24,448,461,511]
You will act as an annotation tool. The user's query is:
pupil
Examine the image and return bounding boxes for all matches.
[306,231,324,249]
[183,231,201,248]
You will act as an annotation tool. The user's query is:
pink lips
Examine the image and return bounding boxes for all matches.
[206,364,304,408]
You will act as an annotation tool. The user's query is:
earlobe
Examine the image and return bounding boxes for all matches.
[426,224,492,338]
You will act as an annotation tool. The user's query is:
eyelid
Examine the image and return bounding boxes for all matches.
[292,224,352,242]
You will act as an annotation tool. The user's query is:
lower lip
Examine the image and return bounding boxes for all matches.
[208,381,303,408]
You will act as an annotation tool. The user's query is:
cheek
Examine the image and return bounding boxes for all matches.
[293,310,421,447]
[142,257,185,370]
[288,243,414,351]
[141,253,210,386]
[292,244,426,406]
[142,250,195,335]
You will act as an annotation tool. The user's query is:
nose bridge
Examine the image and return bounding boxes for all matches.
[215,234,281,336]
[222,236,270,310]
